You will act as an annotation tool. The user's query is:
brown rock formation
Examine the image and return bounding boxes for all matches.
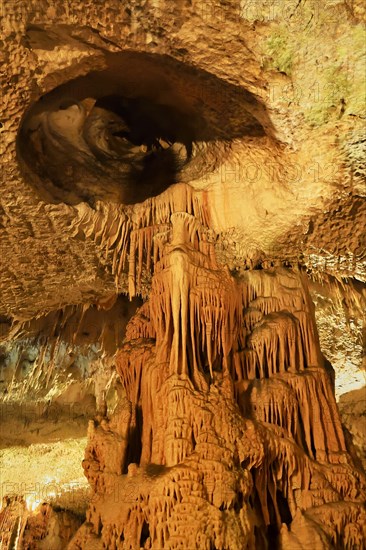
[69,197,365,549]
[0,497,82,550]
[0,1,365,549]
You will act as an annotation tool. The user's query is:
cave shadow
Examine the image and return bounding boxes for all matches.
[17,50,274,206]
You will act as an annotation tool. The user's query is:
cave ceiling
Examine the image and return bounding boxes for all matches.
[0,4,364,316]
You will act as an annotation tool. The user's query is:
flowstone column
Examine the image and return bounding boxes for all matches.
[69,208,366,550]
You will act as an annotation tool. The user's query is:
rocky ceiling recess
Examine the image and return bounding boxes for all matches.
[0,1,365,549]
[18,51,268,205]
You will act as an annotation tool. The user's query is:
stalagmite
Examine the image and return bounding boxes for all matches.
[67,186,366,549]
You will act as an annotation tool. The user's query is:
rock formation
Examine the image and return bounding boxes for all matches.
[67,189,365,549]
[0,1,365,549]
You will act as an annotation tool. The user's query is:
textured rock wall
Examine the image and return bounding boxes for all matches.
[0,1,365,548]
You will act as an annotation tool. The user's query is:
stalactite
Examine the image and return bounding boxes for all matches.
[283,368,347,460]
[73,203,132,290]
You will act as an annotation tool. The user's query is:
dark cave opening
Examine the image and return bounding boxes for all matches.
[17,50,271,206]
[267,489,281,549]
[140,520,150,547]
[267,523,279,548]
[276,490,292,525]
[123,404,143,473]
[94,94,194,154]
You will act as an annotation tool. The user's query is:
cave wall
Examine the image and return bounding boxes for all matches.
[0,1,365,549]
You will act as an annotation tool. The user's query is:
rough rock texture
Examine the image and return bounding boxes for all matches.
[339,387,366,471]
[0,0,365,548]
[0,498,83,550]
[72,209,365,549]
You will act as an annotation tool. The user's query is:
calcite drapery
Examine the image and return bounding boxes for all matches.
[69,188,365,549]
